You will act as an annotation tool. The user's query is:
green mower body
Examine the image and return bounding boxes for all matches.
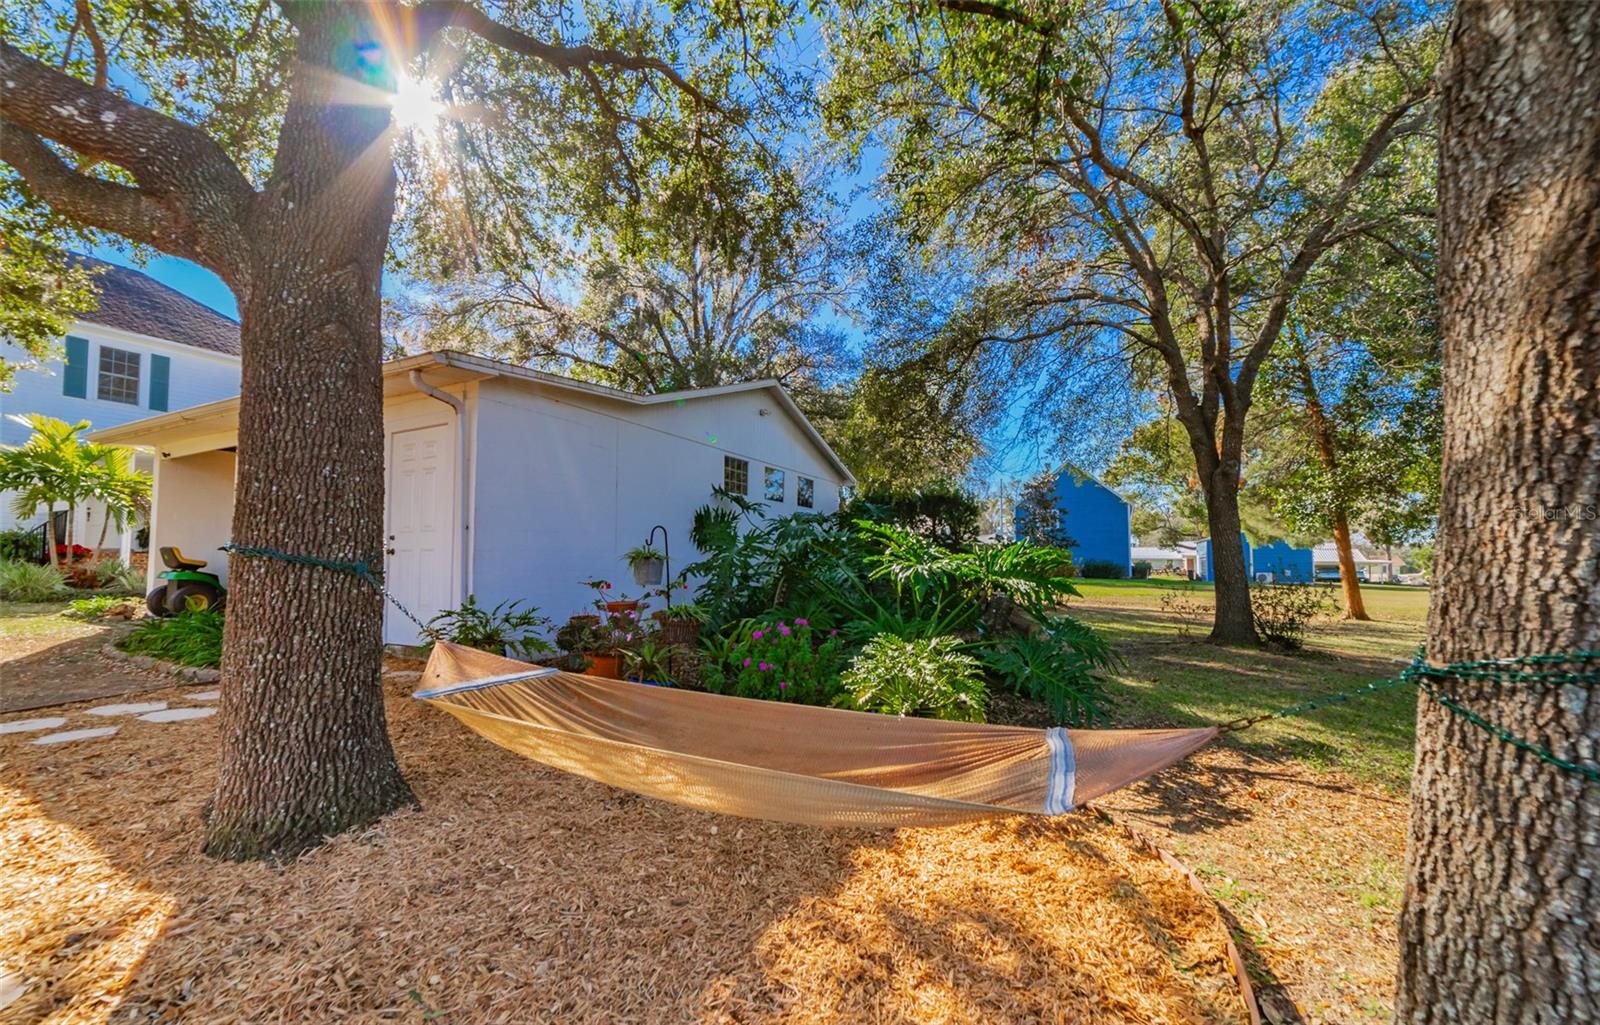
[146,546,227,616]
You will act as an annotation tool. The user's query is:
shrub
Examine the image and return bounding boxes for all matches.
[848,484,983,548]
[65,594,141,619]
[427,596,553,660]
[119,609,224,667]
[92,558,145,595]
[701,616,848,705]
[0,559,70,601]
[0,528,41,563]
[842,635,987,722]
[1077,559,1127,579]
[983,616,1119,725]
[1131,560,1152,579]
[1250,583,1334,649]
[1158,589,1212,637]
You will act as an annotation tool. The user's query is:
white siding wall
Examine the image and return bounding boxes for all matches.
[147,450,237,590]
[0,320,240,532]
[469,380,846,626]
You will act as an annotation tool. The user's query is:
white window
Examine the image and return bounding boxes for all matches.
[764,467,785,502]
[97,346,141,405]
[723,456,749,495]
[797,476,815,508]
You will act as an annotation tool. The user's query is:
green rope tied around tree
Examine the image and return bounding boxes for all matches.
[1222,649,1600,785]
[220,542,438,639]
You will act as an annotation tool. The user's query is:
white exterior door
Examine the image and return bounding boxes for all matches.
[386,424,454,644]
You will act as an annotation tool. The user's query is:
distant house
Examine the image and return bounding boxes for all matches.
[1195,534,1252,583]
[1312,542,1397,582]
[1252,539,1315,583]
[1131,541,1197,577]
[1014,467,1131,576]
[93,351,855,645]
[0,258,242,559]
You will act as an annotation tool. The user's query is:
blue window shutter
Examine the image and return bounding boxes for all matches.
[148,354,171,411]
[62,336,89,398]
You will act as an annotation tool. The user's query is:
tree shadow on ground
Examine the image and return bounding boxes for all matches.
[0,628,166,713]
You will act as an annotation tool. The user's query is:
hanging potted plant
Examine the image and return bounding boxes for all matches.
[624,544,666,587]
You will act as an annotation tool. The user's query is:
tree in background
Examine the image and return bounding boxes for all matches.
[1014,471,1075,551]
[822,0,1442,643]
[0,236,96,392]
[1399,3,1600,1017]
[1,0,743,860]
[1250,111,1439,619]
[392,143,857,400]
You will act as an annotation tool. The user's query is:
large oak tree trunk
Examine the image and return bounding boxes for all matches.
[203,8,414,861]
[1329,511,1369,621]
[1202,472,1258,645]
[1396,2,1600,1020]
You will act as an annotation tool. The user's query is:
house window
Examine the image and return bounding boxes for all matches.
[797,476,815,508]
[723,456,749,495]
[764,467,785,502]
[97,346,141,405]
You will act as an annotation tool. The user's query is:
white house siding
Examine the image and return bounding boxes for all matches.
[468,379,846,627]
[0,321,240,532]
[146,449,237,589]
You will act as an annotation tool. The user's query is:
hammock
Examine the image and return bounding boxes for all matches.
[413,642,1218,828]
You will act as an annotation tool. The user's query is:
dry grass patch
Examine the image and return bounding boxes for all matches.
[0,663,1247,1025]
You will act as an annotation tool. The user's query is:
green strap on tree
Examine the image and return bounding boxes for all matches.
[1223,649,1600,785]
[221,542,439,639]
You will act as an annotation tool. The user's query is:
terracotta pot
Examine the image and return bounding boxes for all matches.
[584,652,622,679]
[572,614,601,626]
[603,600,640,615]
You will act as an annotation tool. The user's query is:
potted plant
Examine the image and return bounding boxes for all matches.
[653,599,706,648]
[624,544,666,587]
[583,578,640,617]
[624,637,676,686]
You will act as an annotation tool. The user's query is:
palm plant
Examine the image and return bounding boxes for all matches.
[83,443,151,554]
[0,414,95,556]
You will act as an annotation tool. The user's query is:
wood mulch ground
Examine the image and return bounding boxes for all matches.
[1101,749,1407,1025]
[1,660,1250,1025]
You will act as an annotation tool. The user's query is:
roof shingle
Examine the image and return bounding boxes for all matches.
[74,255,240,356]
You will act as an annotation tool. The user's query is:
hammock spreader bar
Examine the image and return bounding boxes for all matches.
[412,642,1217,828]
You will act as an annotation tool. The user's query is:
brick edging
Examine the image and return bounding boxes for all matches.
[101,642,221,684]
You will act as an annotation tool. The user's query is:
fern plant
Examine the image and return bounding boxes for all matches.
[983,615,1118,726]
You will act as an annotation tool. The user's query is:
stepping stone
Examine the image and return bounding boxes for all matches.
[0,717,68,736]
[86,701,169,717]
[138,707,216,723]
[33,727,119,745]
[186,690,221,702]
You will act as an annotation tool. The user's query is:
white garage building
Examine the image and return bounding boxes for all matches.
[90,351,854,643]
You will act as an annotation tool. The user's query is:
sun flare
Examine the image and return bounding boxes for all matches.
[391,73,445,132]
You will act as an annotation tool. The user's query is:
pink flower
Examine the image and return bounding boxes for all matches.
[752,630,764,640]
[795,618,809,626]
[829,629,838,637]
[779,626,792,636]
[742,657,751,667]
[759,662,770,672]
[779,681,789,691]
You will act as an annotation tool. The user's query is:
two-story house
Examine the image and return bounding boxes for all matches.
[1,257,241,561]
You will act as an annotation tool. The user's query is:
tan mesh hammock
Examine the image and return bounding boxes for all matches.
[414,642,1219,828]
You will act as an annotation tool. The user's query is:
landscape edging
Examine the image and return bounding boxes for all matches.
[101,641,221,684]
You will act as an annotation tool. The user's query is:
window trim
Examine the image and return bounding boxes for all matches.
[797,476,815,509]
[96,345,142,405]
[764,466,786,503]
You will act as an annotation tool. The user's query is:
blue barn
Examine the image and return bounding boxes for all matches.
[1196,534,1253,583]
[1252,539,1315,583]
[1016,467,1131,576]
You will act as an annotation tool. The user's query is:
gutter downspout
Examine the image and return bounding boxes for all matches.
[409,370,473,605]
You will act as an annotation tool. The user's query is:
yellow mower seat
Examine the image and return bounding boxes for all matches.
[160,546,207,571]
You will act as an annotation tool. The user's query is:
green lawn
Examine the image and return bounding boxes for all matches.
[1065,578,1429,791]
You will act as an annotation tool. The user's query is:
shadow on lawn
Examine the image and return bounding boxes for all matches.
[0,628,155,713]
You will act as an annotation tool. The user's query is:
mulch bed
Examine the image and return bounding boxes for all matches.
[1,662,1249,1025]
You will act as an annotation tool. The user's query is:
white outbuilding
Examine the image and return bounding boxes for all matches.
[90,350,854,643]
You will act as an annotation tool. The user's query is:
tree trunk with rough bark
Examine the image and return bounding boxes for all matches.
[1329,511,1369,620]
[202,9,414,860]
[1396,3,1600,1020]
[1202,469,1258,646]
